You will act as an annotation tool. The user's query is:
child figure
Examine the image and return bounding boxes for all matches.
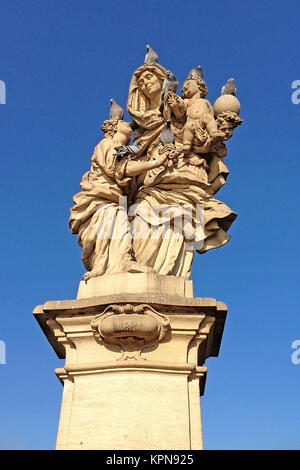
[181,77,221,154]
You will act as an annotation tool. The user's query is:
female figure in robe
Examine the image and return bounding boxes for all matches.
[127,63,167,157]
[127,73,238,279]
[69,117,168,279]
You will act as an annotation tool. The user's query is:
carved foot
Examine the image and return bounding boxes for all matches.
[82,262,154,281]
[82,270,103,281]
[125,261,155,274]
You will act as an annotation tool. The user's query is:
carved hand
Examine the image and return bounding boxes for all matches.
[154,150,169,167]
[165,92,185,119]
[165,91,179,107]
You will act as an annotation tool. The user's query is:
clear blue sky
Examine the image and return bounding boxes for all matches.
[0,0,299,450]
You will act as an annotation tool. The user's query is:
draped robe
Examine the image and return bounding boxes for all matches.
[69,137,133,276]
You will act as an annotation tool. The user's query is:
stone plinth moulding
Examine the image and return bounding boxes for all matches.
[34,276,227,450]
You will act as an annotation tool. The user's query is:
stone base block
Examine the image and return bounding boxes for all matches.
[54,364,205,450]
[77,272,193,299]
[33,277,227,450]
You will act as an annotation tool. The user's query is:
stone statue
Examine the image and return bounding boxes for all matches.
[127,63,167,157]
[69,51,243,281]
[181,77,222,154]
[69,117,168,280]
[36,48,243,452]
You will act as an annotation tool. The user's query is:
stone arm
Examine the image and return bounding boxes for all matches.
[165,92,186,121]
[205,100,215,117]
[125,153,167,177]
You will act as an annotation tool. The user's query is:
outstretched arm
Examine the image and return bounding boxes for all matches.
[165,92,186,120]
[125,152,168,176]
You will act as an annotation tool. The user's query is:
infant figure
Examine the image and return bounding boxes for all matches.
[181,78,221,154]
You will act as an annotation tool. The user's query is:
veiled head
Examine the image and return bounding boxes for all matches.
[127,63,166,117]
[137,70,161,99]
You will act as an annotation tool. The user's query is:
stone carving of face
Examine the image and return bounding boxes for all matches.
[219,121,234,141]
[117,120,132,143]
[138,71,161,99]
[181,80,199,99]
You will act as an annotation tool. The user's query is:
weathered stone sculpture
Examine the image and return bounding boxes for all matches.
[69,117,168,280]
[69,60,242,282]
[34,48,242,450]
[68,61,242,282]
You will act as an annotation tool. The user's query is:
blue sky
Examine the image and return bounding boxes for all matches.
[0,0,299,450]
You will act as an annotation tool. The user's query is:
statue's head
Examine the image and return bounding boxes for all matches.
[101,118,132,142]
[137,69,162,100]
[127,64,166,118]
[181,77,208,99]
[218,120,234,141]
[116,120,132,141]
[101,117,120,137]
[216,111,243,141]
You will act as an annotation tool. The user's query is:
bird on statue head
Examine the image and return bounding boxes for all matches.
[187,65,204,80]
[144,45,159,65]
[221,78,237,96]
[109,98,124,119]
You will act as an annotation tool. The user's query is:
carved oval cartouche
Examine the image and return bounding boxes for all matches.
[100,314,159,340]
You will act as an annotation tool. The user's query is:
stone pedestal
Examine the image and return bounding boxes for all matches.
[34,273,227,450]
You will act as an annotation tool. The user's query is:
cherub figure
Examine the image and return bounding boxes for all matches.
[181,77,221,154]
[216,111,243,141]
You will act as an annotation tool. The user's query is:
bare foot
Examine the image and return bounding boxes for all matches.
[125,261,155,274]
[82,262,154,281]
[82,270,103,281]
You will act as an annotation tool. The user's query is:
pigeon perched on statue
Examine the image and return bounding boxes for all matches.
[113,140,140,159]
[187,65,203,80]
[144,45,158,65]
[221,78,237,96]
[109,98,124,119]
[162,70,179,95]
[160,121,175,146]
[159,70,179,113]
